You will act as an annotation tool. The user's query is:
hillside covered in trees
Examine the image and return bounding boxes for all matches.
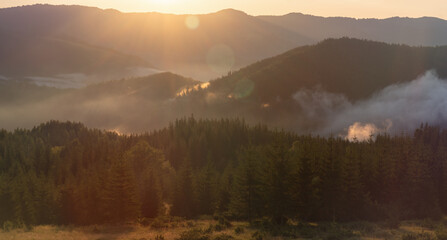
[205,38,447,102]
[3,38,447,136]
[1,118,447,227]
[0,30,152,86]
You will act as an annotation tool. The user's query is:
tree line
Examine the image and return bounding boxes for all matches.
[0,118,446,226]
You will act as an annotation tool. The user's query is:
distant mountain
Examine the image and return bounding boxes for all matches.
[178,38,447,133]
[0,5,311,81]
[2,5,447,81]
[258,13,447,46]
[2,38,447,135]
[206,38,447,102]
[0,72,199,132]
[75,72,198,101]
[0,80,67,106]
[0,30,155,88]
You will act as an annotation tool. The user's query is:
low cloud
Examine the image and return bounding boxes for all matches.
[295,71,447,140]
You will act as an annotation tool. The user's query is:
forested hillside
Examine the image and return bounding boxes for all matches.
[0,30,151,84]
[177,38,447,134]
[206,38,447,102]
[1,118,447,227]
[0,72,198,132]
[259,13,447,47]
[2,38,447,135]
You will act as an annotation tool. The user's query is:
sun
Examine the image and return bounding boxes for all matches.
[150,0,178,4]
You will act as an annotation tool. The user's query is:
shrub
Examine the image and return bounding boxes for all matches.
[139,217,151,226]
[401,232,437,240]
[150,217,170,229]
[212,233,234,240]
[234,226,244,234]
[218,217,232,228]
[176,229,210,240]
[213,223,225,232]
[208,217,232,232]
[294,223,319,238]
[250,217,271,230]
[323,223,356,240]
[204,224,214,234]
[186,221,196,227]
[384,218,401,229]
[2,221,14,232]
[419,219,439,230]
[436,228,447,240]
[155,235,165,240]
[344,221,377,234]
[251,231,265,240]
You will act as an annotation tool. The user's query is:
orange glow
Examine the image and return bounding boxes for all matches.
[1,1,446,19]
[151,0,178,4]
[185,15,200,30]
[176,82,210,97]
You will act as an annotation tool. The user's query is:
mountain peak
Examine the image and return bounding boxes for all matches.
[215,8,248,17]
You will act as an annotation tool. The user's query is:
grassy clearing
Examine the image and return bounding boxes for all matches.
[1,218,447,240]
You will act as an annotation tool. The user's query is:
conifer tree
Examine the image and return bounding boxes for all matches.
[263,139,292,224]
[194,161,217,215]
[141,171,161,218]
[104,159,141,223]
[295,156,318,220]
[215,165,234,214]
[229,146,264,222]
[318,137,342,221]
[341,145,366,220]
[171,158,196,218]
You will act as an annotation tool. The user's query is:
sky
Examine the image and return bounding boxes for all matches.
[0,0,447,19]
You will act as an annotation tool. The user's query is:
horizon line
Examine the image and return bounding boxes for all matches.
[1,3,446,21]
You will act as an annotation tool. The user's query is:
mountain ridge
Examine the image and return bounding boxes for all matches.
[6,4,447,81]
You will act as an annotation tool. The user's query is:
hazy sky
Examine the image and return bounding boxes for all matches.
[1,0,447,19]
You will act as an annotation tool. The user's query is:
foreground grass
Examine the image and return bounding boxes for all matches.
[1,217,447,240]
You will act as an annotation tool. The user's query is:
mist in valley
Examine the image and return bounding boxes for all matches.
[2,69,447,141]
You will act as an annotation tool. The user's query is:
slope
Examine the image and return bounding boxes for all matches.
[207,38,447,102]
[258,13,447,46]
[0,5,311,80]
[0,30,152,87]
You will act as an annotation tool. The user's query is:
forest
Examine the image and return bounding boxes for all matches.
[0,117,446,228]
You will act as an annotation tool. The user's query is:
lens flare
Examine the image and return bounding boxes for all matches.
[185,15,200,30]
[232,78,254,99]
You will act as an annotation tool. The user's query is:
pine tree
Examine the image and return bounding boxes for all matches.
[295,156,318,220]
[8,164,38,226]
[215,165,234,214]
[171,158,196,218]
[194,161,217,215]
[104,159,141,223]
[59,184,76,224]
[341,145,366,220]
[141,171,161,218]
[263,139,292,224]
[229,146,264,222]
[403,139,440,218]
[318,137,342,221]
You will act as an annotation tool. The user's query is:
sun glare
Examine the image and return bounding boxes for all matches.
[150,0,178,5]
[185,15,200,30]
